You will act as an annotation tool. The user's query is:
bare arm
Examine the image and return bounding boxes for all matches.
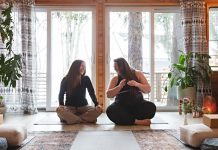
[127,71,151,93]
[106,76,126,98]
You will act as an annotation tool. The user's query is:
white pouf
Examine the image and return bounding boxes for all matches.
[0,126,27,146]
[180,124,218,148]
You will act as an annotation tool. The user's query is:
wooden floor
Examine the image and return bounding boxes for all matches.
[1,112,203,132]
[1,112,202,149]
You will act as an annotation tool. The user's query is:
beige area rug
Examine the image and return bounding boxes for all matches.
[10,131,77,150]
[133,130,194,150]
[34,113,167,125]
[10,130,194,150]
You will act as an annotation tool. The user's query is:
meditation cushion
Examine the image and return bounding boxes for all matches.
[180,124,218,148]
[0,137,7,150]
[200,138,218,150]
[0,126,27,146]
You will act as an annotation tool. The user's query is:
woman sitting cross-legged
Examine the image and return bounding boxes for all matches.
[106,58,156,126]
[56,60,103,124]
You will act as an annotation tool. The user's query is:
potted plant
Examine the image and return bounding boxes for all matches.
[0,3,22,114]
[165,51,211,102]
[0,96,6,115]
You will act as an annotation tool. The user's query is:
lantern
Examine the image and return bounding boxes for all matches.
[202,96,217,114]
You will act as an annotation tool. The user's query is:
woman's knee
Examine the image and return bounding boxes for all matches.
[147,101,156,118]
[106,104,116,118]
[149,102,156,111]
[106,104,134,125]
[106,104,122,122]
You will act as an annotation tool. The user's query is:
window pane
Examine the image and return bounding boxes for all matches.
[209,8,218,70]
[109,11,150,102]
[109,12,150,74]
[35,11,47,108]
[154,12,183,107]
[109,12,128,76]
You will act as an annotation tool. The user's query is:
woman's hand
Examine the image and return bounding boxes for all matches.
[96,105,103,113]
[127,80,138,87]
[119,79,126,88]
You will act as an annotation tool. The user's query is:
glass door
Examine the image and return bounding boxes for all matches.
[105,8,151,108]
[105,7,183,110]
[35,7,95,111]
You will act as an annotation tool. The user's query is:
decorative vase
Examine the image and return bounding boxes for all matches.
[184,114,188,125]
[177,86,196,103]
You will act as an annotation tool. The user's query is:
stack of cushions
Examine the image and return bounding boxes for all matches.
[180,124,218,147]
[0,126,27,147]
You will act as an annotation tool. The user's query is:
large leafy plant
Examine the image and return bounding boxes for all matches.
[0,3,22,88]
[165,51,211,91]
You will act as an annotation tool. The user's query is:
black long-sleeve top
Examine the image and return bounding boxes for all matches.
[58,75,98,107]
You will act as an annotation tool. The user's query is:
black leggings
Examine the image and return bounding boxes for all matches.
[106,100,156,125]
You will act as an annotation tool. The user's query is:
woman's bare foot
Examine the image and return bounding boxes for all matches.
[96,105,103,113]
[135,119,151,126]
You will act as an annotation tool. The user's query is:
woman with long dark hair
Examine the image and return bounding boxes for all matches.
[106,58,156,125]
[56,60,102,124]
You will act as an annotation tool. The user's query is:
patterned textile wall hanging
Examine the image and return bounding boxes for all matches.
[0,0,37,114]
[180,0,211,108]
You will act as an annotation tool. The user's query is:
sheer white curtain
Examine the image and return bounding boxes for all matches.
[0,0,37,114]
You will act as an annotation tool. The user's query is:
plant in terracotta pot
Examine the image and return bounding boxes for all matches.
[0,95,6,115]
[0,96,4,106]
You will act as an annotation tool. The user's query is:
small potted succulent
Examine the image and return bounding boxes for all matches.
[0,96,6,115]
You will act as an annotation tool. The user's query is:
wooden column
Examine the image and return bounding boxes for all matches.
[96,0,106,110]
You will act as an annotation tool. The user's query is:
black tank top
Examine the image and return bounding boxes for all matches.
[115,76,143,103]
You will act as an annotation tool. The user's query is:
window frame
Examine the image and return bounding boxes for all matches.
[207,5,218,71]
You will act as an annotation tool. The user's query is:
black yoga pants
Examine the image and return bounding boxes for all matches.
[106,100,156,125]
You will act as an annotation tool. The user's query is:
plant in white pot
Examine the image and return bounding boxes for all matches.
[0,3,22,114]
[165,51,211,104]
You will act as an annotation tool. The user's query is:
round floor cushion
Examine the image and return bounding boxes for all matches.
[201,138,218,150]
[0,137,8,150]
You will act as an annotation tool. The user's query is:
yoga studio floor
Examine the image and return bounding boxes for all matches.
[3,112,202,150]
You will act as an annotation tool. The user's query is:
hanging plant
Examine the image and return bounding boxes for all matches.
[0,3,22,88]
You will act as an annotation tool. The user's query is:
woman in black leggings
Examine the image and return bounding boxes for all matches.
[106,58,156,125]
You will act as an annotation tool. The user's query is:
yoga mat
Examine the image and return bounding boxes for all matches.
[34,113,168,125]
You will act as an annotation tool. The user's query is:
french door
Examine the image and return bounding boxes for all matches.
[105,7,183,110]
[35,7,96,111]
